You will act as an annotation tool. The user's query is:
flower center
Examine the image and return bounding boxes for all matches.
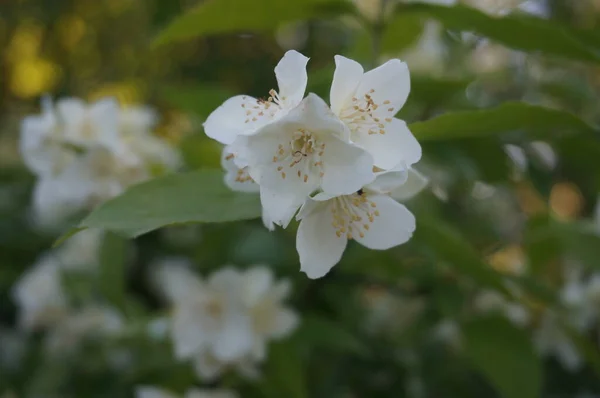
[241,89,285,124]
[331,191,380,240]
[225,153,255,184]
[272,129,326,183]
[339,88,395,136]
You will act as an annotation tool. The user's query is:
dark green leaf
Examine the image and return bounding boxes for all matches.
[463,315,542,398]
[409,102,598,141]
[259,340,308,398]
[381,13,424,53]
[414,214,510,295]
[159,84,234,118]
[99,232,128,312]
[397,3,600,64]
[294,315,369,357]
[71,169,261,239]
[153,0,349,47]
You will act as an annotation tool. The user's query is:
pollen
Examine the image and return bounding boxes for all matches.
[330,192,380,241]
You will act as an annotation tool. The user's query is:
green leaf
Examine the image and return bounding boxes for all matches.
[381,13,424,53]
[463,315,542,398]
[409,102,598,141]
[408,75,471,106]
[99,232,128,312]
[159,84,234,118]
[414,214,510,295]
[294,315,369,357]
[259,340,308,398]
[72,169,261,239]
[397,3,600,64]
[153,0,350,47]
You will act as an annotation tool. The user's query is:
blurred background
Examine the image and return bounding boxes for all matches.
[2,0,600,397]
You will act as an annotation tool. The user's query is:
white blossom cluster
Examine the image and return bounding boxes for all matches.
[433,265,600,373]
[152,259,298,381]
[205,51,428,279]
[20,97,181,228]
[11,229,124,354]
[136,386,239,398]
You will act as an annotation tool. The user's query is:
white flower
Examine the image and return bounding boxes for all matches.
[239,266,299,360]
[295,168,422,278]
[20,97,73,178]
[44,306,124,354]
[193,351,260,381]
[330,55,421,170]
[204,50,309,145]
[55,228,103,270]
[11,255,68,330]
[155,261,298,380]
[221,146,275,231]
[473,290,530,327]
[136,386,239,398]
[55,97,121,152]
[534,310,583,372]
[233,94,375,227]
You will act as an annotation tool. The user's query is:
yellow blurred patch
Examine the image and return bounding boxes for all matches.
[487,245,526,275]
[549,182,584,221]
[88,81,144,106]
[57,15,86,50]
[6,22,44,62]
[9,58,60,99]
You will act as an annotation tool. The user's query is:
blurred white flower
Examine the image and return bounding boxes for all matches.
[55,97,121,152]
[295,168,422,278]
[473,290,530,327]
[20,97,75,178]
[44,306,124,355]
[204,50,309,145]
[462,0,526,16]
[11,255,69,330]
[153,260,298,380]
[136,386,239,398]
[21,97,180,228]
[330,55,420,170]
[55,228,103,270]
[534,310,583,372]
[232,94,375,228]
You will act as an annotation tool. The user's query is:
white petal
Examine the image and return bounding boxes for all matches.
[353,118,421,170]
[204,95,274,145]
[275,50,309,108]
[356,59,410,117]
[135,386,177,398]
[367,167,409,194]
[88,98,121,148]
[259,186,303,228]
[296,205,347,278]
[270,308,299,339]
[193,353,225,381]
[354,195,415,250]
[241,266,274,306]
[330,55,364,115]
[212,312,254,360]
[261,210,276,231]
[320,138,375,195]
[56,98,87,125]
[207,267,242,291]
[171,306,209,359]
[291,93,349,140]
[151,260,204,304]
[222,147,259,193]
[390,167,429,200]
